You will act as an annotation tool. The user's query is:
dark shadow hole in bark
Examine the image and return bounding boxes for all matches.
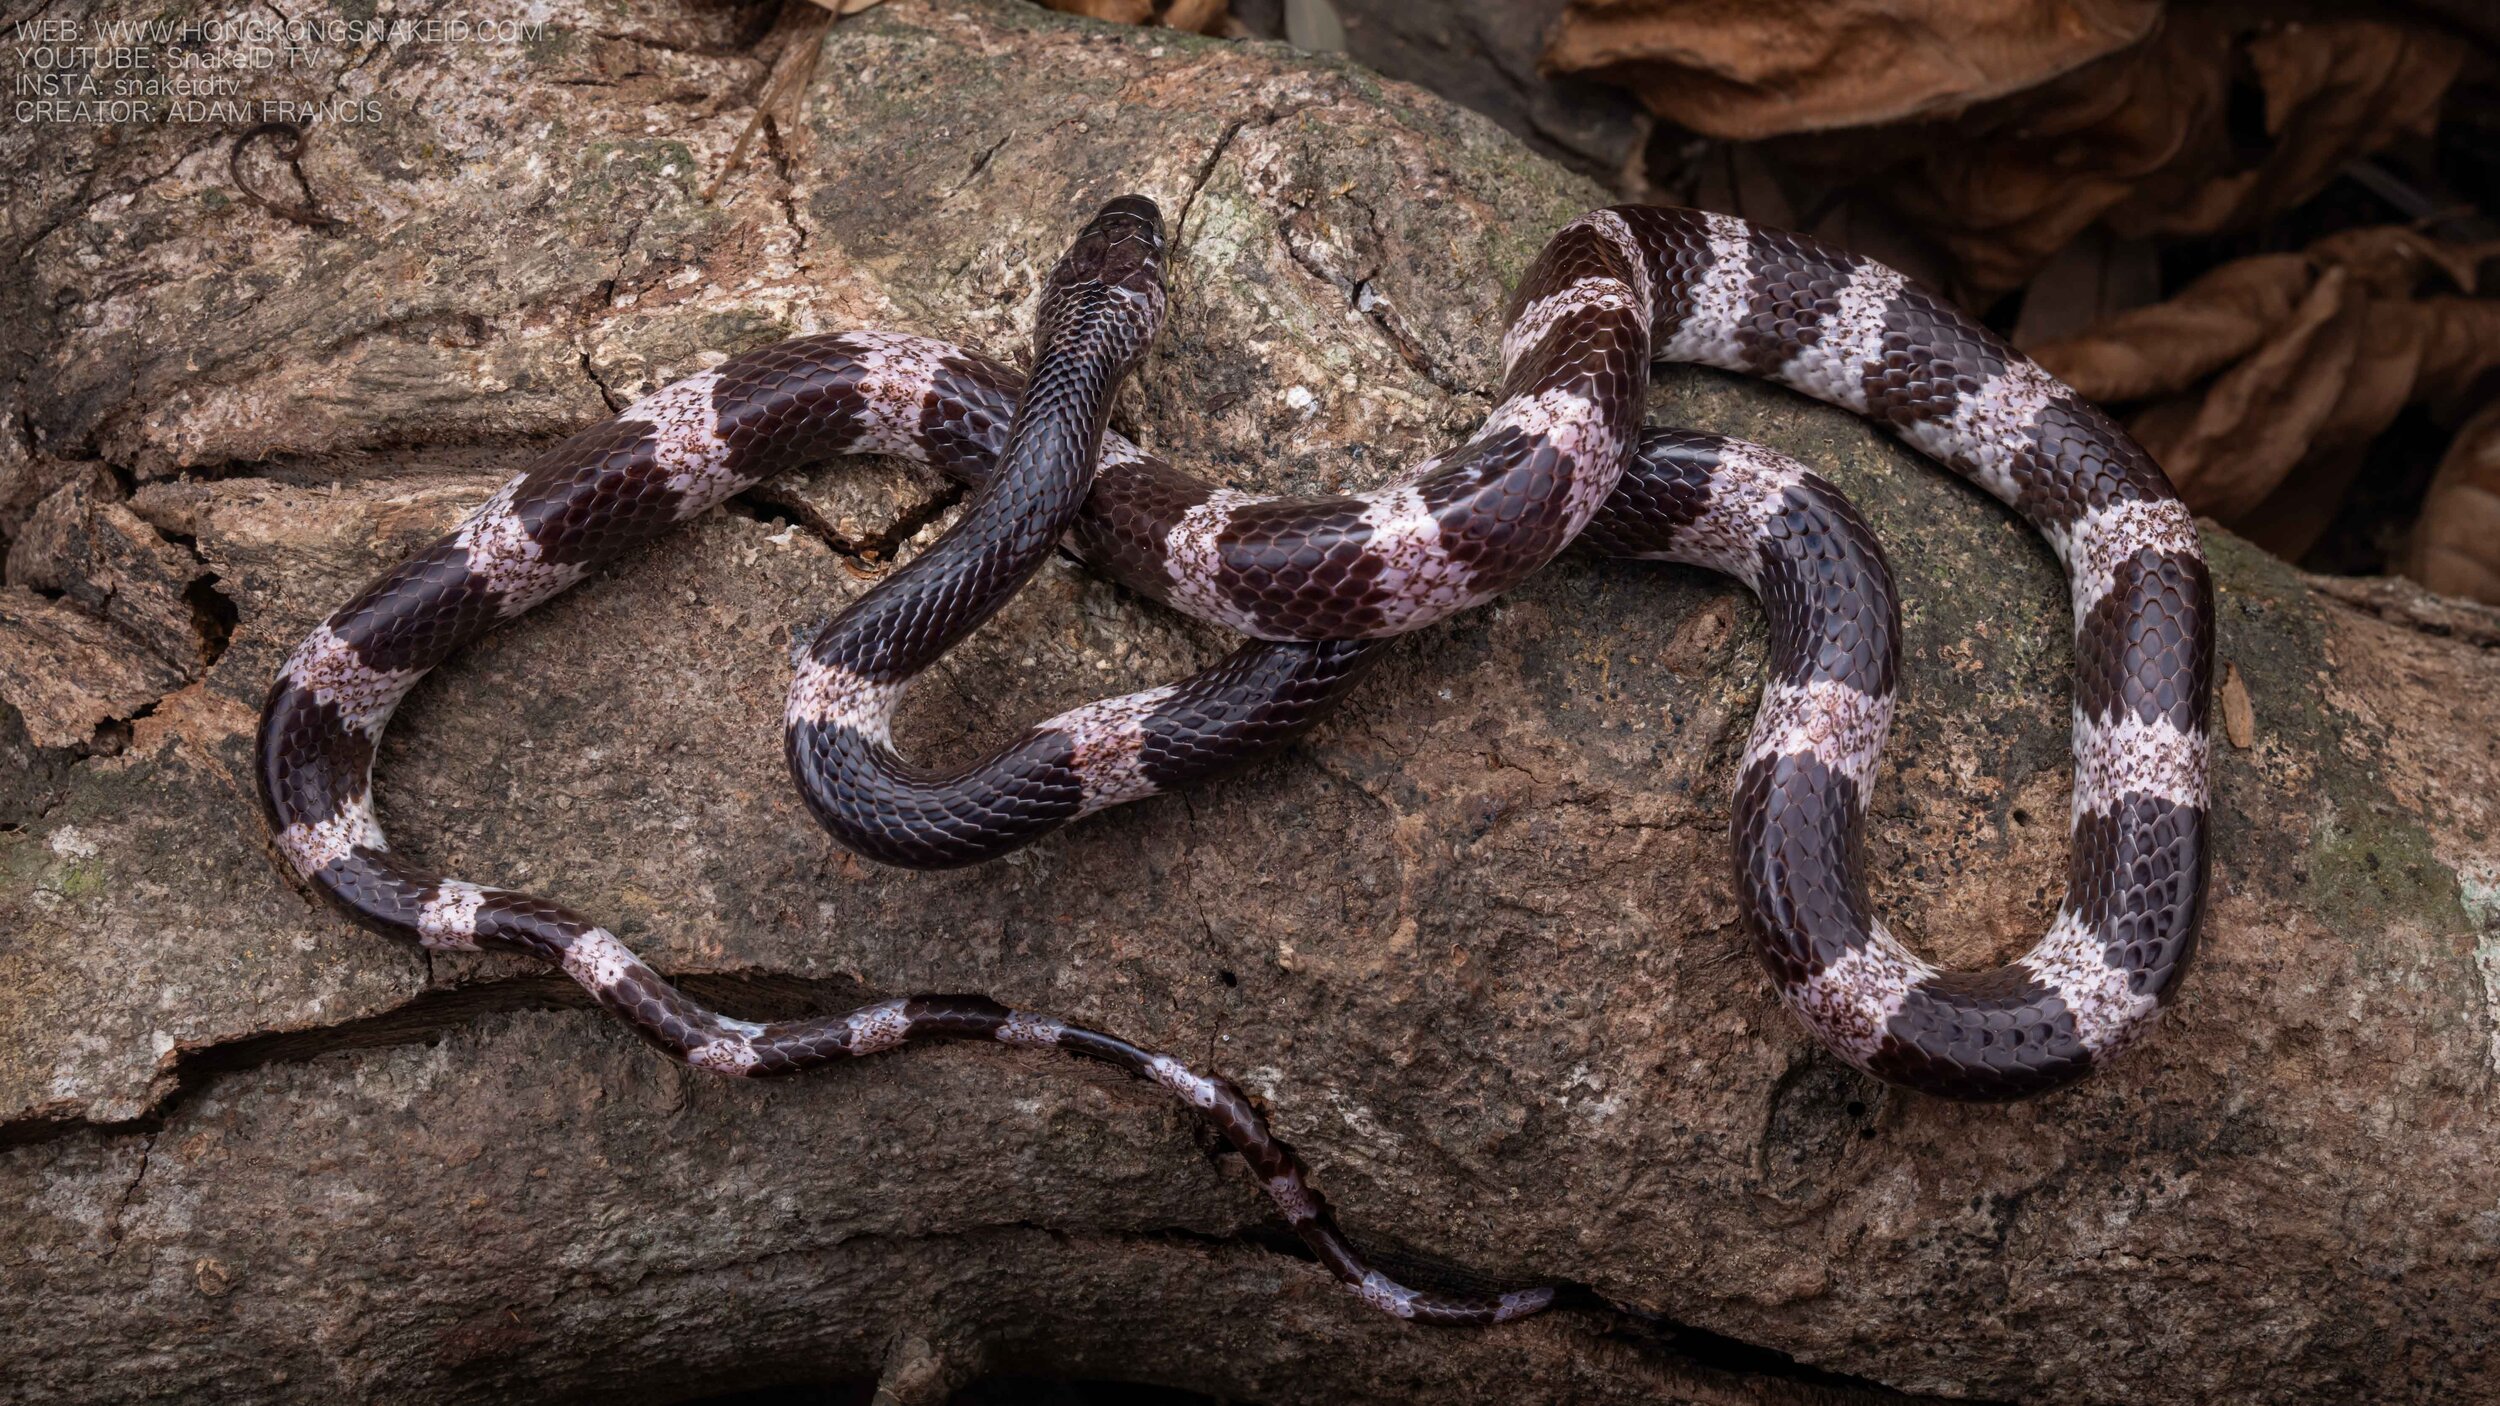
[1758,1050,1887,1201]
[188,572,240,666]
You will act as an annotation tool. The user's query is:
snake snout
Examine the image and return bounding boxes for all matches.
[1096,192,1162,227]
[1057,194,1166,298]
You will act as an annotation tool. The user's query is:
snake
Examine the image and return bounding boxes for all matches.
[256,197,2213,1326]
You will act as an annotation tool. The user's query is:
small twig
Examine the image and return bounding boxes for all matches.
[705,0,857,202]
[229,122,346,231]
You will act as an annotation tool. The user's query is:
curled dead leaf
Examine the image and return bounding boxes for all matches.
[2306,226,2496,300]
[1041,0,1156,22]
[2109,20,2464,244]
[2031,229,2500,558]
[1541,0,2160,141]
[1769,15,2468,296]
[2121,263,2365,521]
[2032,253,2315,404]
[1036,0,1236,33]
[1162,0,1230,33]
[2410,402,2500,606]
[2407,298,2500,412]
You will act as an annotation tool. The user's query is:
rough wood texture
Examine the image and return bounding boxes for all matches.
[4,3,2497,1403]
[8,472,210,665]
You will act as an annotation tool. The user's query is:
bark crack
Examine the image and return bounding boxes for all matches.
[1279,217,1480,400]
[0,968,856,1150]
[761,119,811,258]
[1355,194,1490,398]
[942,133,1014,205]
[1174,117,1249,241]
[3,917,1999,1404]
[727,476,967,564]
[99,1132,157,1262]
[578,351,627,414]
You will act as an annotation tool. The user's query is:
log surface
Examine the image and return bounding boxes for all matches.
[5,4,2498,1403]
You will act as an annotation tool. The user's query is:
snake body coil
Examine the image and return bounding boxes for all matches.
[257,199,2213,1325]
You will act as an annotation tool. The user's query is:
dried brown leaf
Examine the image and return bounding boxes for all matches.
[2007,228,2161,348]
[2226,293,2427,563]
[2304,226,2499,300]
[2034,229,2500,555]
[2030,253,2312,403]
[2133,264,2364,520]
[1161,0,1229,33]
[1542,0,2159,140]
[1772,13,2232,296]
[1770,17,2466,297]
[2220,663,2255,749]
[1042,0,1156,23]
[2409,300,2500,413]
[2410,402,2500,606]
[2035,230,2499,406]
[2113,21,2466,241]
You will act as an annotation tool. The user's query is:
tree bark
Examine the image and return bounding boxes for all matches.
[5,3,2498,1403]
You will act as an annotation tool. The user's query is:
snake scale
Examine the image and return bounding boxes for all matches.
[257,196,2213,1326]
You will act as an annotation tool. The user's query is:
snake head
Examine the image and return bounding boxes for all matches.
[1036,194,1168,370]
